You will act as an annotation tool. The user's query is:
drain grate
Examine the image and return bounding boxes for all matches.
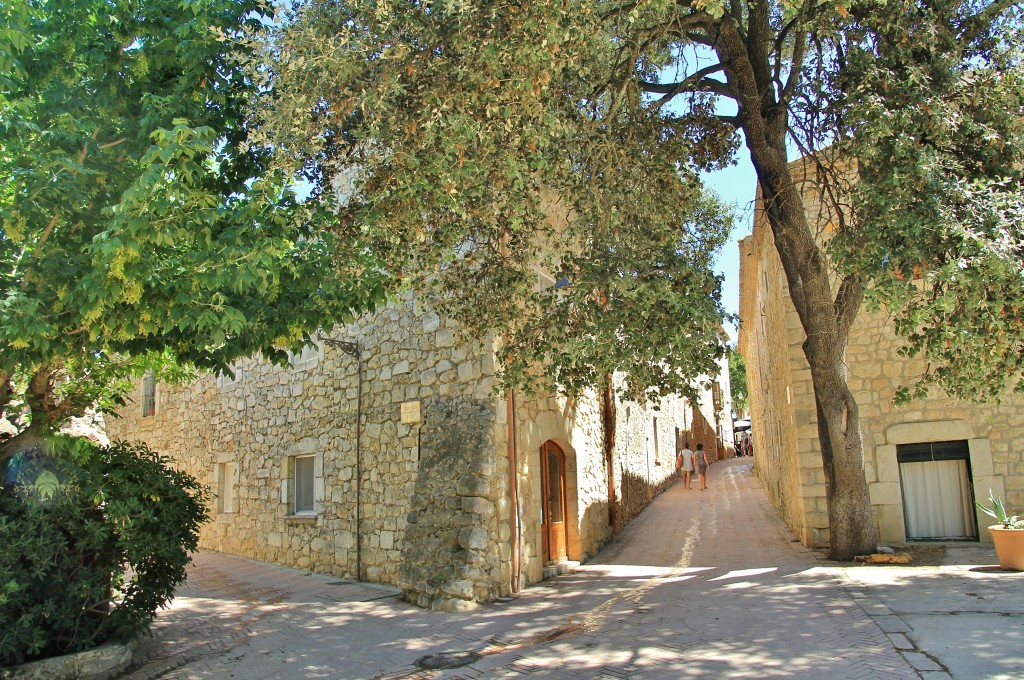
[414,651,482,670]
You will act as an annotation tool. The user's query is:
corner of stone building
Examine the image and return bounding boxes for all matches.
[398,394,505,611]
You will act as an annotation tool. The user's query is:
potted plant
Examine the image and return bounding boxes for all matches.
[977,489,1024,571]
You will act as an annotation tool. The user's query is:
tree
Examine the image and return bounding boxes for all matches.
[1,438,208,664]
[0,0,384,463]
[728,346,748,416]
[254,0,1024,559]
[248,1,736,406]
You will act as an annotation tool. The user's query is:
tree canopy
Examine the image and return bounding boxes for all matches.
[247,0,735,403]
[0,0,384,456]
[832,0,1024,402]
[728,346,747,415]
[255,0,1024,559]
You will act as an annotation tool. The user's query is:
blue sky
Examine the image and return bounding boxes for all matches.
[703,158,758,344]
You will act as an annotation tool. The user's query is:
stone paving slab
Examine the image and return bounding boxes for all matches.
[120,459,974,679]
[830,552,1024,680]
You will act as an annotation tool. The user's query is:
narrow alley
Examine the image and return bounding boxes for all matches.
[124,458,1020,680]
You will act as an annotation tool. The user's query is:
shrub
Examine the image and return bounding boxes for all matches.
[0,437,209,666]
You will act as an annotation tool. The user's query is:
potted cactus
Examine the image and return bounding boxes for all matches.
[977,490,1024,571]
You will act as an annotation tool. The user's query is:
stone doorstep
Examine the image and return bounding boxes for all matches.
[0,639,137,680]
[542,560,580,581]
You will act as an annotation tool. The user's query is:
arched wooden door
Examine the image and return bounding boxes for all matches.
[540,441,567,563]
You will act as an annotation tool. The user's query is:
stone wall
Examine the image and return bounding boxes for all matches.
[109,292,729,607]
[845,311,1016,544]
[607,382,693,532]
[507,382,693,583]
[107,294,505,610]
[738,215,810,543]
[400,394,501,610]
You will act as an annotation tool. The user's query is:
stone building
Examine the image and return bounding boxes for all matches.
[107,294,733,611]
[738,158,1021,549]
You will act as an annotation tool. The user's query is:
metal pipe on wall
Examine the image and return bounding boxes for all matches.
[319,335,362,580]
[507,389,521,593]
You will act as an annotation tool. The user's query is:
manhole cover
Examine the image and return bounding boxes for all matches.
[414,651,482,670]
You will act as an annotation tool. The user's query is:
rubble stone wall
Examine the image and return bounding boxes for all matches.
[107,295,505,610]
[109,293,727,608]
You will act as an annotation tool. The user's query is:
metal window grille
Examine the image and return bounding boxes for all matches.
[293,455,315,514]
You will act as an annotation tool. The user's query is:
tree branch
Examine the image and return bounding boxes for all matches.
[98,137,127,150]
[834,275,863,343]
[959,0,1020,42]
[781,29,808,102]
[729,0,747,39]
[26,363,54,418]
[31,214,60,261]
[0,370,11,421]
[640,63,738,109]
[685,30,717,47]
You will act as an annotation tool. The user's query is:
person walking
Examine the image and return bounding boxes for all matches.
[695,443,710,490]
[677,442,695,489]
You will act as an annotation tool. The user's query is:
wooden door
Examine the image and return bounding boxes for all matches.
[541,441,567,563]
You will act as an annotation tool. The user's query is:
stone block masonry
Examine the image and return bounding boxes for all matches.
[107,295,505,609]
[107,293,721,609]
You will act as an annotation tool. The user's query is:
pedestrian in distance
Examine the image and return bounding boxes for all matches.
[695,443,710,490]
[677,442,695,489]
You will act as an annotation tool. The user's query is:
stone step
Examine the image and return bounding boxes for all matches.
[542,560,579,580]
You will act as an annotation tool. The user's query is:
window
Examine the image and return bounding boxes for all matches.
[292,455,316,515]
[215,462,238,514]
[898,441,978,540]
[141,373,156,417]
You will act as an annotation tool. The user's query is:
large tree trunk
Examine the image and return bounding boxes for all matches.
[718,14,877,560]
[760,167,878,559]
[806,336,877,559]
[758,164,878,560]
[0,424,48,482]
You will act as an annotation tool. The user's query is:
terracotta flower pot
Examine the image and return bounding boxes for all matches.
[988,525,1024,571]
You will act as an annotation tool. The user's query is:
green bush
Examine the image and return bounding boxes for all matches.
[0,437,209,666]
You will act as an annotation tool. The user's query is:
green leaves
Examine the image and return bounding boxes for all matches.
[728,347,748,414]
[0,436,209,664]
[832,0,1024,402]
[0,0,386,434]
[253,0,735,402]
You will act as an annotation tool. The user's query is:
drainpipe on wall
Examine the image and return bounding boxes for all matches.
[320,335,363,581]
[498,227,521,594]
[507,389,521,593]
[603,375,616,529]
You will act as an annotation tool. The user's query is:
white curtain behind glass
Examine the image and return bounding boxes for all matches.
[900,459,976,539]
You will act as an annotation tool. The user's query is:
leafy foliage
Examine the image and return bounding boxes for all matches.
[248,1,735,402]
[831,0,1024,402]
[256,0,1024,561]
[727,346,748,415]
[0,0,384,448]
[0,437,208,665]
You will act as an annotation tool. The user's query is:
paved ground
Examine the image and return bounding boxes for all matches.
[124,458,1023,680]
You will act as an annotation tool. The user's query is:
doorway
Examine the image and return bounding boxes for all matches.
[898,440,978,540]
[540,440,568,563]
